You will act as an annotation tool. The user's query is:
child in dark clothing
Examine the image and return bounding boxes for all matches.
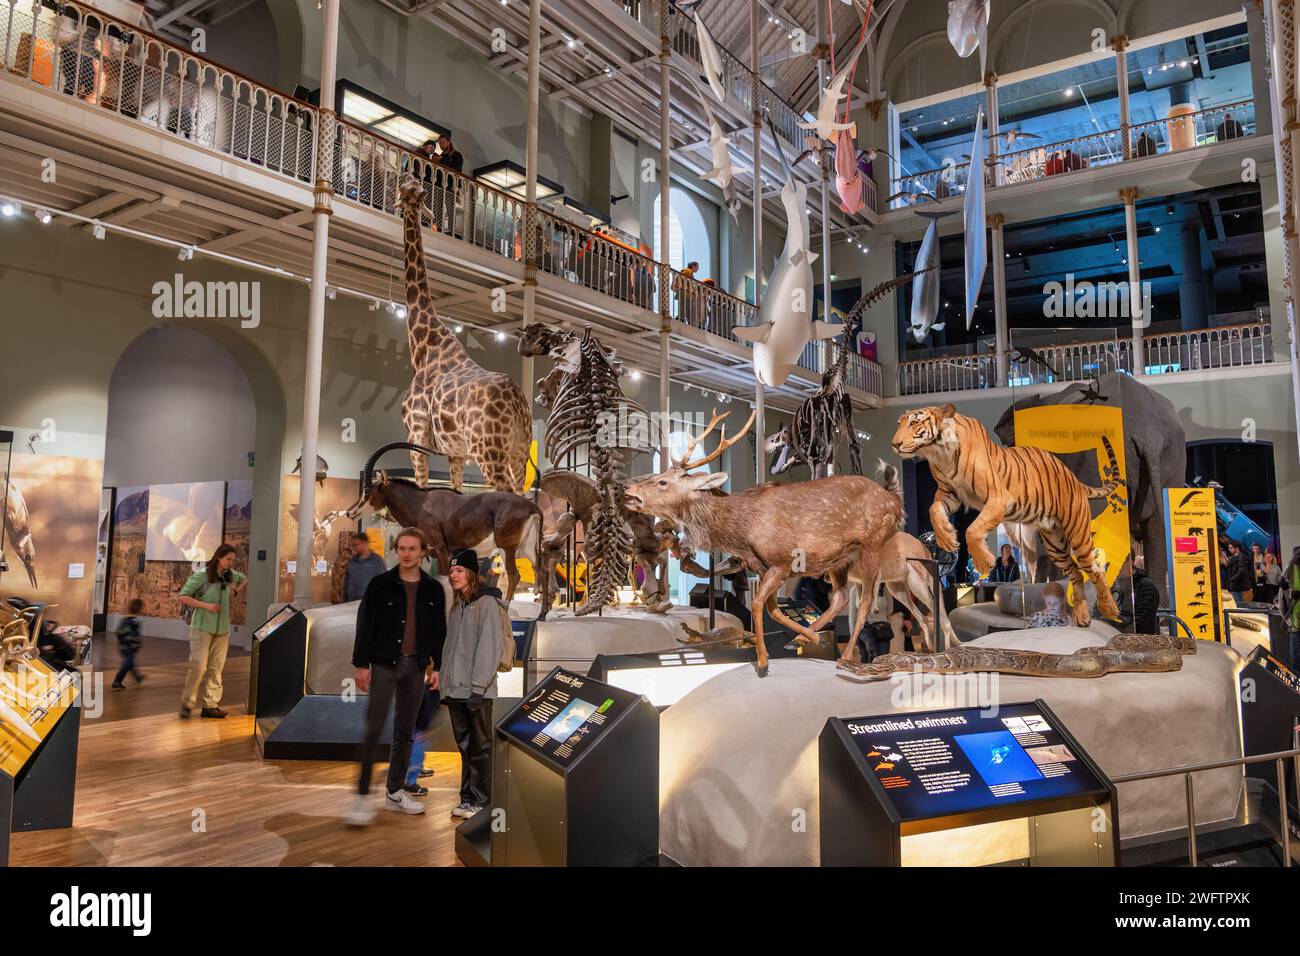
[113,598,146,689]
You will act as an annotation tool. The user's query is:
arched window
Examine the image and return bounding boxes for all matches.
[653,187,712,277]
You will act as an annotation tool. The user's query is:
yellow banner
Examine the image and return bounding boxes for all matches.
[1164,488,1222,642]
[1012,404,1129,591]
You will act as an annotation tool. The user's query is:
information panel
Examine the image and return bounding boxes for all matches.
[1249,645,1300,696]
[840,701,1109,821]
[497,669,640,768]
[254,605,298,641]
[1164,487,1223,642]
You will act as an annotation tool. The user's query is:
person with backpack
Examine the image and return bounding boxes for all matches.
[177,544,245,719]
[112,597,146,689]
[441,548,511,820]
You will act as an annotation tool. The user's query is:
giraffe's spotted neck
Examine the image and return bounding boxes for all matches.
[400,199,469,368]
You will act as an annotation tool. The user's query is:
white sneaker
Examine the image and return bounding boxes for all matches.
[383,789,426,815]
[344,793,377,827]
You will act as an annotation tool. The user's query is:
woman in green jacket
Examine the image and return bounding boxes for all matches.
[178,543,246,719]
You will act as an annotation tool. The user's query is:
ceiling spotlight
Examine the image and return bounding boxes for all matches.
[630,369,642,381]
[177,246,193,261]
[369,299,380,311]
[1,200,17,217]
[91,220,105,240]
[325,286,337,300]
[454,323,464,333]
[395,305,407,319]
[566,37,576,48]
[495,330,507,342]
[1154,225,1161,233]
[1064,87,1074,97]
[35,208,51,224]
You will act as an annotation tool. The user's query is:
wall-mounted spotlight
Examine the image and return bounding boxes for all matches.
[177,246,194,261]
[91,220,106,240]
[35,208,51,224]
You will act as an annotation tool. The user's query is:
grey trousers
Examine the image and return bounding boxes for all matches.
[358,656,425,796]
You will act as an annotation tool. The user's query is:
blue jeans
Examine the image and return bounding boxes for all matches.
[406,686,441,786]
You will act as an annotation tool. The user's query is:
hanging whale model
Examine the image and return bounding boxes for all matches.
[909,208,956,342]
[682,1,728,104]
[947,0,990,73]
[702,103,741,223]
[733,120,840,387]
[799,25,870,142]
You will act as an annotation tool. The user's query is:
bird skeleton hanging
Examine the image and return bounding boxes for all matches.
[766,271,926,477]
[733,117,839,387]
[518,325,655,615]
[701,102,741,224]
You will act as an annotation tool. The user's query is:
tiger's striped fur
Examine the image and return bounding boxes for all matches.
[891,403,1124,627]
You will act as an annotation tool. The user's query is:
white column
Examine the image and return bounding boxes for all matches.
[989,212,1009,385]
[750,0,765,481]
[1113,35,1131,159]
[293,0,339,602]
[659,0,672,467]
[1120,186,1145,373]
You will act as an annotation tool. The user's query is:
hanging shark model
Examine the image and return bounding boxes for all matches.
[909,208,956,342]
[701,103,741,223]
[963,105,987,328]
[682,1,729,104]
[947,0,991,74]
[799,23,870,142]
[733,120,840,387]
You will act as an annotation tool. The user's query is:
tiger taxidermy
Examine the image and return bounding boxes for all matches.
[892,403,1125,627]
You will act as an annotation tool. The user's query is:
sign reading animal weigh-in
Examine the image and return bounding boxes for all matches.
[1012,404,1129,592]
[1164,488,1223,642]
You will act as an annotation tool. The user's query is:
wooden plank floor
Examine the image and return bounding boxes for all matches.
[9,638,465,866]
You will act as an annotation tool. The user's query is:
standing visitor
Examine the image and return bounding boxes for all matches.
[345,528,446,825]
[1283,546,1300,668]
[342,531,386,603]
[1251,543,1267,600]
[112,597,146,689]
[442,549,509,820]
[1262,550,1284,606]
[989,543,1021,583]
[1226,541,1253,603]
[178,544,246,719]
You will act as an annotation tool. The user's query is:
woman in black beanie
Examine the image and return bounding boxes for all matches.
[442,549,510,818]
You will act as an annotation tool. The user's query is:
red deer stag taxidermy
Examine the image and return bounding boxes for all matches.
[624,409,904,676]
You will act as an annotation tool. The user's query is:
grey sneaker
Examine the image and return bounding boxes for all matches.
[450,802,474,818]
[344,793,377,827]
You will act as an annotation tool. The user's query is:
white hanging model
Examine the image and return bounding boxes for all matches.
[947,0,990,75]
[798,24,870,142]
[908,208,955,342]
[685,2,729,104]
[963,105,988,328]
[701,103,741,223]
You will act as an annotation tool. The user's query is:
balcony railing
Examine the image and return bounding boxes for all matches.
[1,0,316,182]
[891,99,1257,207]
[0,0,886,399]
[897,321,1274,397]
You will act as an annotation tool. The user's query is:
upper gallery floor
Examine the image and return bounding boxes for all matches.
[0,0,1284,405]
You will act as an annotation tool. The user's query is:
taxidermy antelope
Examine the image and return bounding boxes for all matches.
[350,442,555,615]
[624,409,904,677]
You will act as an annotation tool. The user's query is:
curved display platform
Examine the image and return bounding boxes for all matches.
[659,628,1245,867]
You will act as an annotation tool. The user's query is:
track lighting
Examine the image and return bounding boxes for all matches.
[177,246,193,261]
[629,369,642,381]
[35,208,51,224]
[326,286,336,300]
[369,299,380,311]
[396,305,407,319]
[454,324,464,333]
[91,220,105,240]
[495,330,507,342]
[1,200,18,217]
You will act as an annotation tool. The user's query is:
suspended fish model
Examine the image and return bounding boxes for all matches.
[681,1,728,104]
[701,102,741,223]
[733,119,840,387]
[799,23,870,142]
[947,0,990,74]
[964,105,987,328]
[908,208,956,343]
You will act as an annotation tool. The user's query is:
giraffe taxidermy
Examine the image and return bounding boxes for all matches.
[396,175,531,491]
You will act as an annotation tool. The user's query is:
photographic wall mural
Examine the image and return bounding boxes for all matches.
[145,480,225,562]
[277,474,361,605]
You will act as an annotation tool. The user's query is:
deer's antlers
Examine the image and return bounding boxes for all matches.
[674,407,758,471]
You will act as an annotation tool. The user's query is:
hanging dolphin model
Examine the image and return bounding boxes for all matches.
[963,105,988,328]
[799,23,870,142]
[701,103,741,223]
[909,208,956,343]
[947,0,990,74]
[733,119,840,387]
[682,1,728,104]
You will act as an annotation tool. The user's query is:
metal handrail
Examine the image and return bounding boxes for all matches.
[1110,745,1298,867]
[1,0,317,182]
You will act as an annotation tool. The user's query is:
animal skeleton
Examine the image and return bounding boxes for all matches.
[292,453,329,486]
[518,324,654,615]
[766,272,925,478]
[625,409,904,676]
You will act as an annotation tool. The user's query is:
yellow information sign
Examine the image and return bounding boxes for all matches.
[0,659,78,778]
[1164,488,1223,642]
[1012,404,1129,592]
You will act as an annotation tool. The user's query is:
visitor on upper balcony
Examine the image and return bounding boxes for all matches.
[436,135,464,173]
[1215,113,1245,142]
[1134,131,1161,158]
